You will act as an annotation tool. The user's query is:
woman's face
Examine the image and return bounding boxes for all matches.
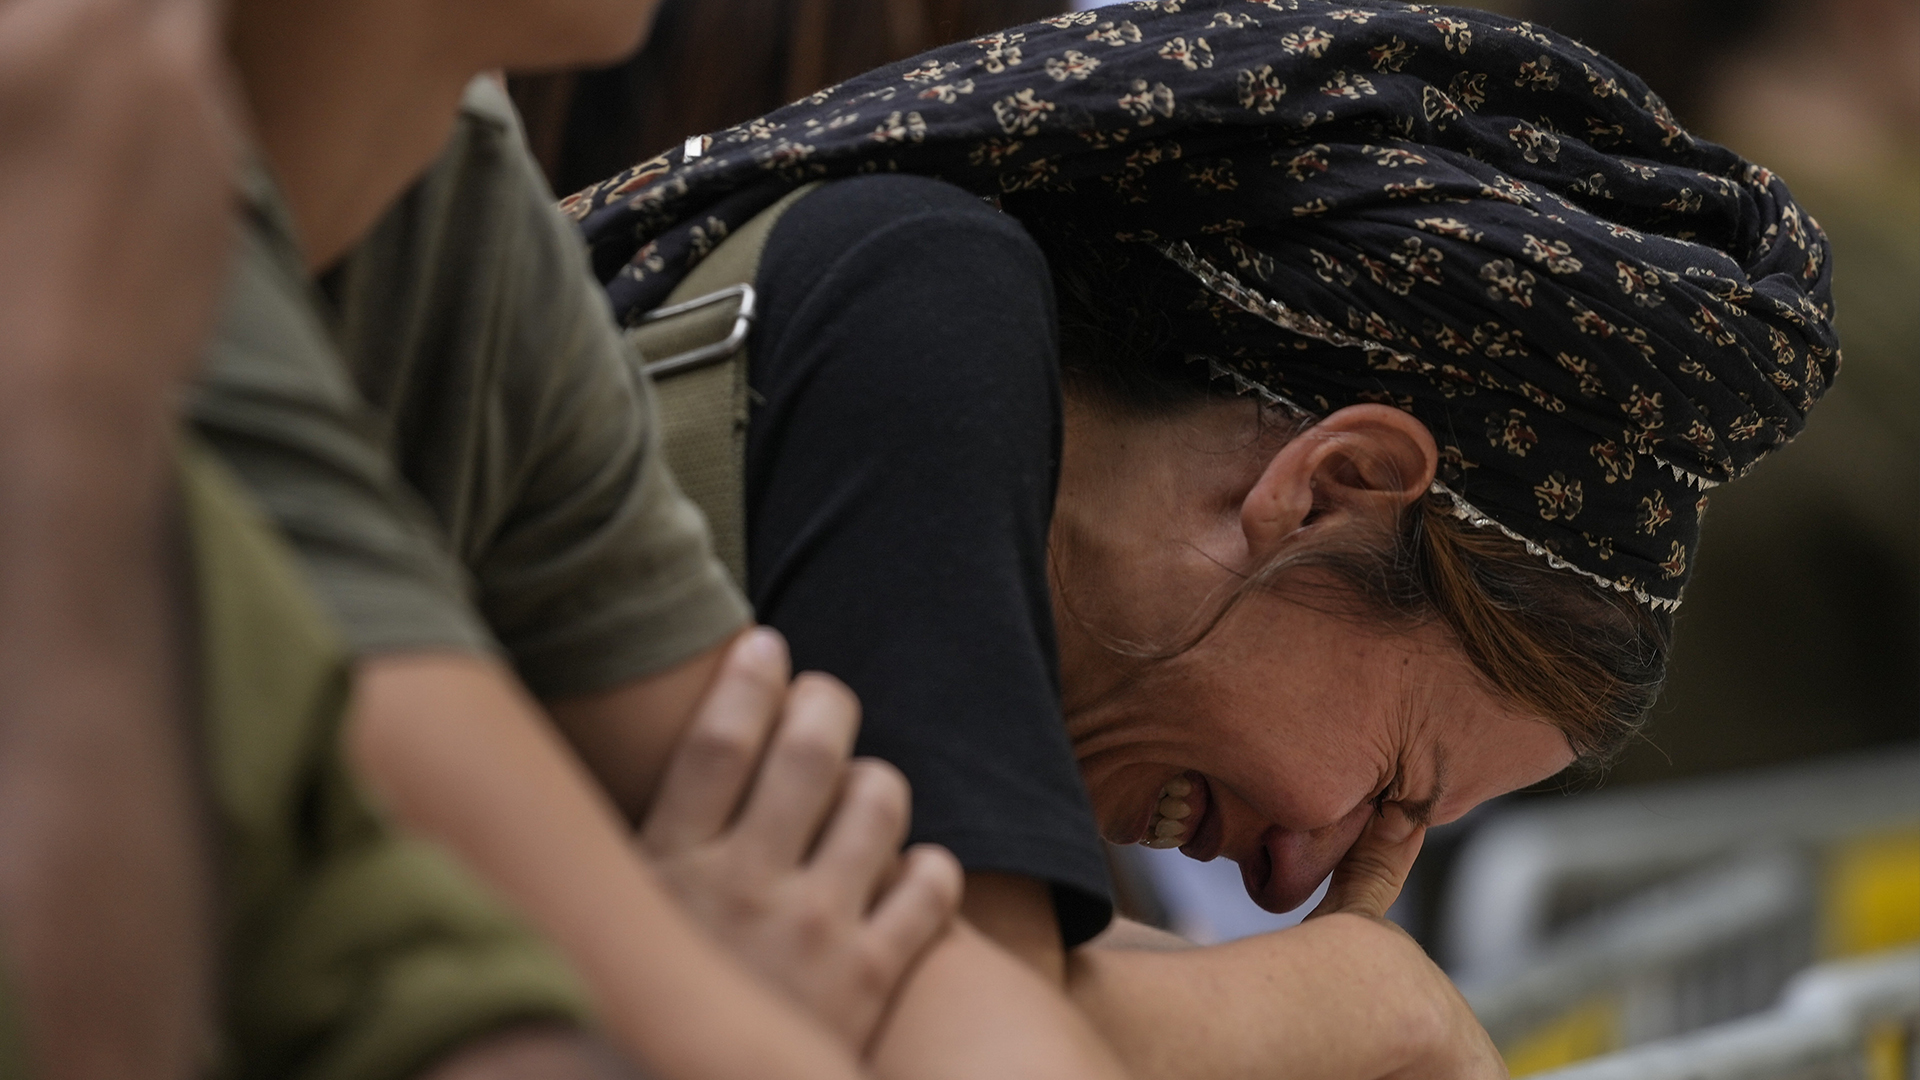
[1052,397,1576,912]
[1059,582,1575,912]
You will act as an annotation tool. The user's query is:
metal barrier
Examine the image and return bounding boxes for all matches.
[1464,848,1817,1059]
[1443,744,1920,985]
[1529,946,1920,1080]
[1441,745,1919,1072]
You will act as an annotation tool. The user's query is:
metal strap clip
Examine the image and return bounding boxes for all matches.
[637,283,757,378]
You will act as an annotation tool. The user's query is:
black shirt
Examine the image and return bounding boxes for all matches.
[746,175,1112,946]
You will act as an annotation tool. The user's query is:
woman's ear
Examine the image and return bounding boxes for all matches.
[1241,405,1439,560]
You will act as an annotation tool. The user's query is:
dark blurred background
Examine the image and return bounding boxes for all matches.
[508,0,1068,197]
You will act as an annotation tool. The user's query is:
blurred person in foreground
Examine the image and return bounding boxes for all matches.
[189,0,1065,1076]
[565,2,1840,1076]
[0,0,233,1072]
[509,0,1067,196]
[1521,0,1919,781]
[0,2,607,1079]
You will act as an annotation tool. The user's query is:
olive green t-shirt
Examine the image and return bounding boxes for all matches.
[189,78,748,699]
[181,440,594,1080]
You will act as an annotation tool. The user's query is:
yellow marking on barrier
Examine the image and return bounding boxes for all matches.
[1822,828,1920,958]
[1502,996,1620,1077]
[1862,1021,1909,1080]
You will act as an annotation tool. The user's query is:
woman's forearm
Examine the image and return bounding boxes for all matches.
[350,653,867,1080]
[1067,914,1498,1080]
[869,921,1129,1080]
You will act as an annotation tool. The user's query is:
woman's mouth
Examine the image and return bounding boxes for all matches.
[1142,772,1208,849]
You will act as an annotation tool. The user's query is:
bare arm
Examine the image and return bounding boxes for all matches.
[0,418,216,1080]
[0,0,235,1072]
[350,652,868,1080]
[554,676,1127,1080]
[418,1027,648,1080]
[1070,915,1501,1080]
[969,814,1506,1080]
[868,921,1127,1080]
[548,634,736,823]
[554,650,1500,1080]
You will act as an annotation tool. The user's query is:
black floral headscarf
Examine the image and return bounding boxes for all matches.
[568,0,1838,612]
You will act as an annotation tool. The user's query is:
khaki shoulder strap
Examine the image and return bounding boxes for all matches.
[626,182,821,588]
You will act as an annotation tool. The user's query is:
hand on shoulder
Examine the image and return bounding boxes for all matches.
[639,628,964,1054]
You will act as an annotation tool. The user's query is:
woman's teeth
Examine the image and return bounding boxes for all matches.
[1144,776,1194,848]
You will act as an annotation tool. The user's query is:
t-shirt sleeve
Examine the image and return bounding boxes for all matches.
[180,442,593,1080]
[746,176,1113,947]
[193,79,749,697]
[330,79,750,698]
[190,185,498,663]
[467,166,751,698]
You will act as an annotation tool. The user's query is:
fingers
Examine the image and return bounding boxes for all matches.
[1307,806,1426,921]
[640,628,791,853]
[856,844,963,1038]
[869,844,963,946]
[812,764,961,1019]
[810,758,914,905]
[731,673,862,865]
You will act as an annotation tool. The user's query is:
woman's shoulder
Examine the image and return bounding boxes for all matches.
[751,173,1061,439]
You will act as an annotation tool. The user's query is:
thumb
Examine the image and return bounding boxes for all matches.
[1306,806,1426,921]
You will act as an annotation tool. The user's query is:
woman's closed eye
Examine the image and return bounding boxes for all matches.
[1370,772,1400,816]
